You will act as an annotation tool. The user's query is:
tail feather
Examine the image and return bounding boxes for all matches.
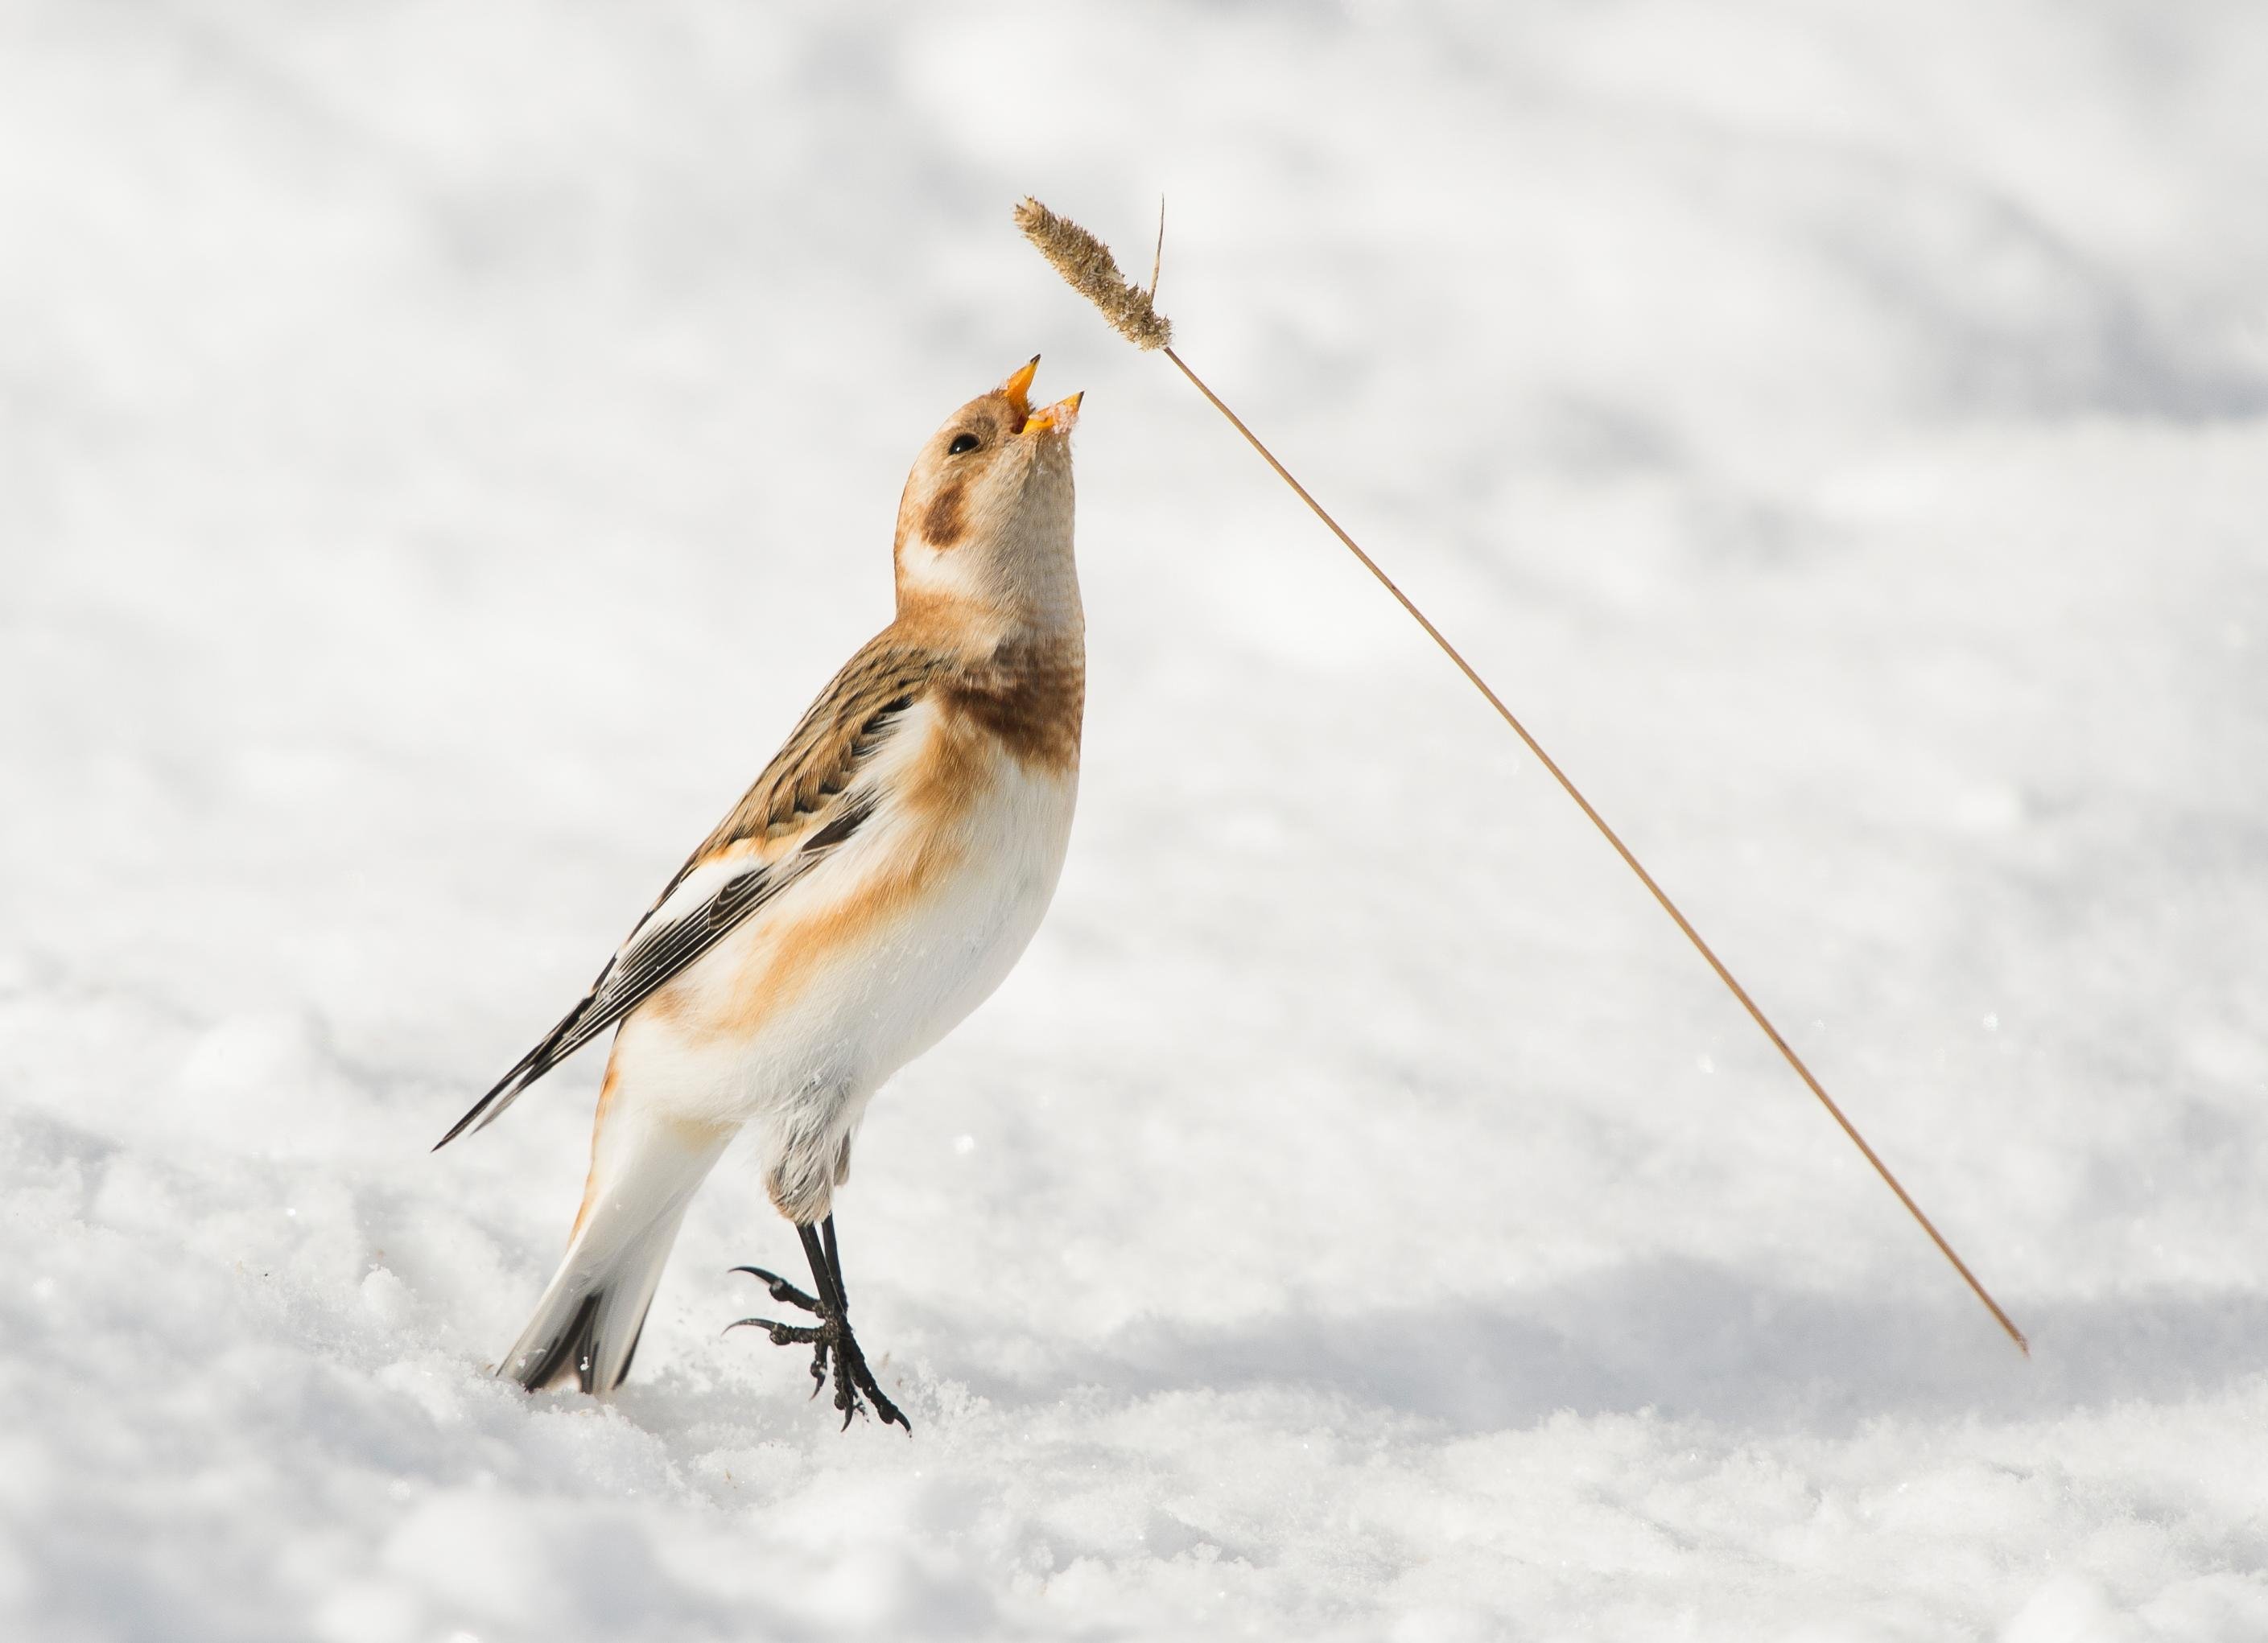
[501,1100,732,1394]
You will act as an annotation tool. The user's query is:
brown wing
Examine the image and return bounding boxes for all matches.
[681,637,950,867]
[435,633,950,1149]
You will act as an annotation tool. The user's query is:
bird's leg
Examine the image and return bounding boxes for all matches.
[823,1214,847,1309]
[803,1217,909,1431]
[728,1214,909,1432]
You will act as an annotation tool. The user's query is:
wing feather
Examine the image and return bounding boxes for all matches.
[434,637,946,1150]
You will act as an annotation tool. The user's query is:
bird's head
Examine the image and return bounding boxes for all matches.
[893,356,1082,634]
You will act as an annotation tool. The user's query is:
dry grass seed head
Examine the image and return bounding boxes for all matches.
[1014,197,1173,351]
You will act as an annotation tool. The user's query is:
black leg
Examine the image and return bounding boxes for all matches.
[822,1215,846,1307]
[795,1223,843,1402]
[728,1214,909,1432]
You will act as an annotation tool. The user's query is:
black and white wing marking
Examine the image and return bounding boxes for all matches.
[435,640,944,1150]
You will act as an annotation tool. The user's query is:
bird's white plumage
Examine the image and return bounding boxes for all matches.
[612,699,1078,1205]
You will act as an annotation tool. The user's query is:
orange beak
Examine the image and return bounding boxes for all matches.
[1000,356,1041,425]
[1021,390,1083,437]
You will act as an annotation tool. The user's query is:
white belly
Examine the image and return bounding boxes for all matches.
[816,756,1078,1086]
[610,740,1078,1167]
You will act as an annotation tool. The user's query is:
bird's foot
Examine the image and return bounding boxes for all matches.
[728,1267,909,1432]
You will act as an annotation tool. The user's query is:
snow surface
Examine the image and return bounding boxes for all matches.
[6,2,2268,1638]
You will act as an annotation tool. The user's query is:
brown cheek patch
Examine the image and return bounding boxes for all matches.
[921,480,969,549]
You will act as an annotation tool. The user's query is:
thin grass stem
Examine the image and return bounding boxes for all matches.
[1020,198,2027,1357]
[1162,345,2027,1357]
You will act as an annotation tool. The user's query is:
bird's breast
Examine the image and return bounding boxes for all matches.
[622,690,1079,1118]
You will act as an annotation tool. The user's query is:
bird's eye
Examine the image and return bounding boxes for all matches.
[946,432,981,455]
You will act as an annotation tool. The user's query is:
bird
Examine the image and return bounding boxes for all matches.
[435,357,1086,1429]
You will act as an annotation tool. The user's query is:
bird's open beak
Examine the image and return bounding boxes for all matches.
[1022,392,1083,437]
[1000,356,1040,426]
[999,356,1081,437]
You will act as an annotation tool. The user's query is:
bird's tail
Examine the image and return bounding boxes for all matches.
[500,1089,733,1394]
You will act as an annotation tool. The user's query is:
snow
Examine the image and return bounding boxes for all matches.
[6,2,2268,1637]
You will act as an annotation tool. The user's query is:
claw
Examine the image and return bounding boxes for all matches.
[725,1316,828,1348]
[730,1266,823,1313]
[832,1336,909,1432]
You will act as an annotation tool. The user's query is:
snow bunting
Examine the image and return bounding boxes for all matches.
[438,358,1085,1429]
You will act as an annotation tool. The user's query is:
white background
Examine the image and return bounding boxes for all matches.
[4,2,2266,1638]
